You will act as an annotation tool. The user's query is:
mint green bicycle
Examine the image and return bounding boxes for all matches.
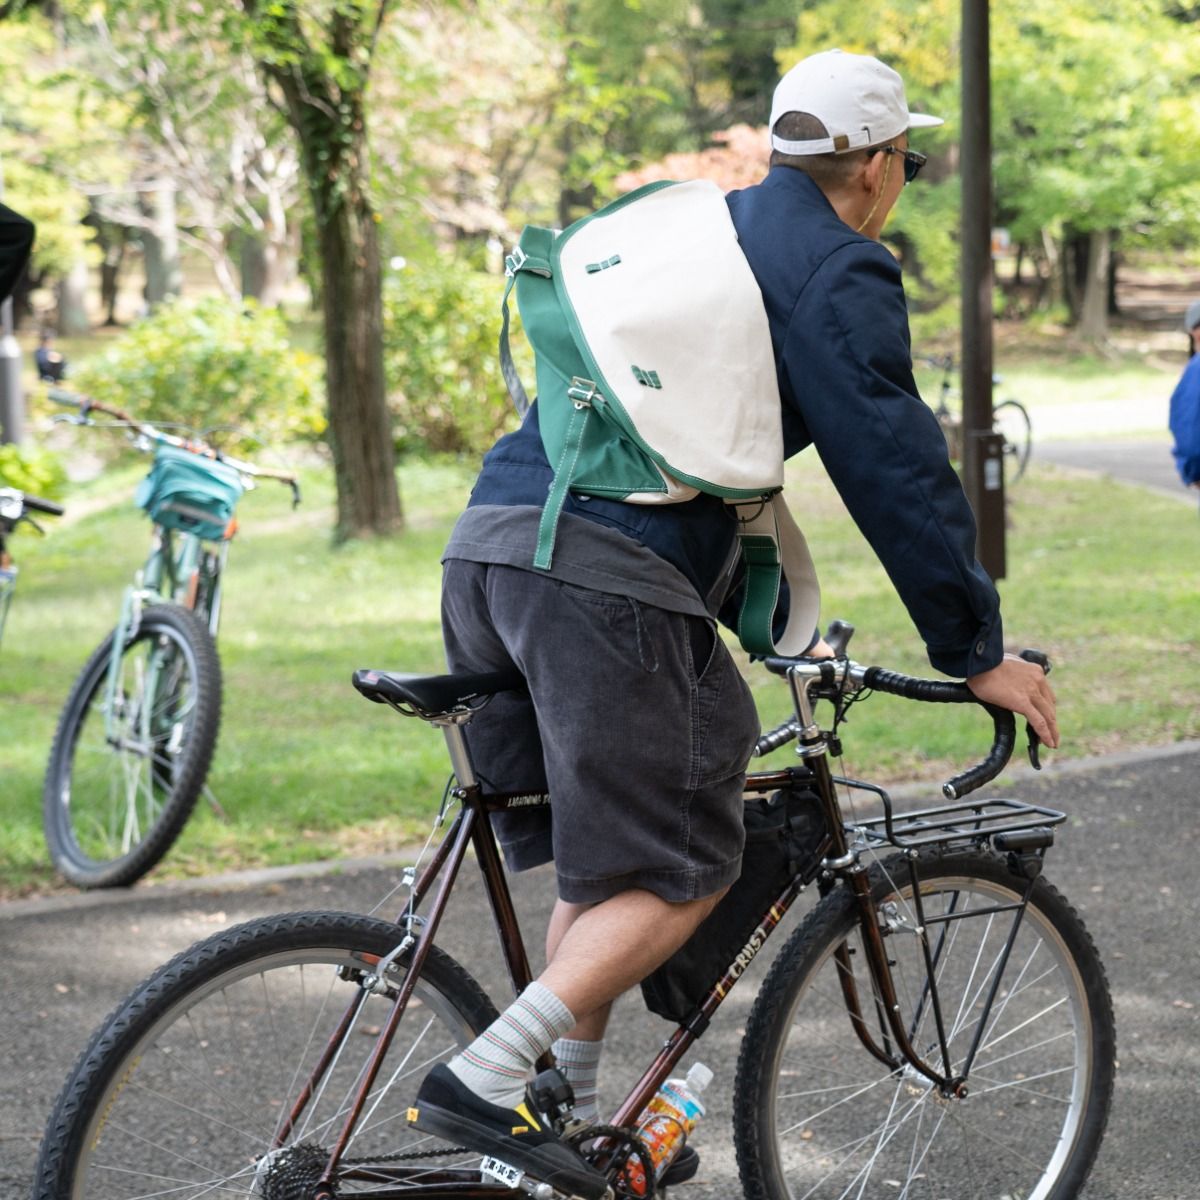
[42,389,299,888]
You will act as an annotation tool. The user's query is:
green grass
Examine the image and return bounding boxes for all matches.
[3,454,1197,897]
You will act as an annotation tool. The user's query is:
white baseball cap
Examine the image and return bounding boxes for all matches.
[770,49,944,155]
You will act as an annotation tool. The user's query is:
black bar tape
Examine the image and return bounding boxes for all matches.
[22,495,64,516]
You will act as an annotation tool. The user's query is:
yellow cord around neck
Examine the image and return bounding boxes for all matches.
[856,152,892,235]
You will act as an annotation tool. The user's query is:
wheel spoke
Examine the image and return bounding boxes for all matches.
[744,857,1110,1200]
[38,916,495,1197]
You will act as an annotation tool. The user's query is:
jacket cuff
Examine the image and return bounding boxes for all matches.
[927,619,1005,679]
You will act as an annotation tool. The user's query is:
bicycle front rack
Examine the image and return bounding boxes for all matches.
[836,777,1067,850]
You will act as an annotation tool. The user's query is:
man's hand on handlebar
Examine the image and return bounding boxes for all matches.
[966,654,1059,750]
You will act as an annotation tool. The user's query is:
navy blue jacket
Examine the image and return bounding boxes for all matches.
[469,167,1003,678]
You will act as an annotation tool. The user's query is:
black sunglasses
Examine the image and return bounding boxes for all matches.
[871,146,927,184]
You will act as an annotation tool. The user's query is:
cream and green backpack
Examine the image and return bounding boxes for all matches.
[501,178,819,656]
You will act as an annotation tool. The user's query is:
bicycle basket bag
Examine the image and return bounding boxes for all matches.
[135,444,245,542]
[640,773,828,1024]
[501,179,820,657]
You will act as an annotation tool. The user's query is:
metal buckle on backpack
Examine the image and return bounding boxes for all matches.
[504,247,528,277]
[567,378,599,409]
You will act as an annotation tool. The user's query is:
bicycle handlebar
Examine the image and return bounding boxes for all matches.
[47,387,301,505]
[859,667,1016,799]
[22,494,65,517]
[759,649,1048,800]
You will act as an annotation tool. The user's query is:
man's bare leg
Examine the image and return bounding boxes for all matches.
[541,888,722,1036]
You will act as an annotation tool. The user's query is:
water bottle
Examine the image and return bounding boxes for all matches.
[624,1062,713,1194]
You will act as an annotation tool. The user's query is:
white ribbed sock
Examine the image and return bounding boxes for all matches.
[447,981,576,1108]
[552,1036,604,1123]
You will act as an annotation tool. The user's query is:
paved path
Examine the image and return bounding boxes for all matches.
[1035,435,1194,504]
[4,742,1199,1198]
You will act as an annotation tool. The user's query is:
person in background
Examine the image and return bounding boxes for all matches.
[34,332,67,381]
[1169,299,1200,508]
[0,202,35,304]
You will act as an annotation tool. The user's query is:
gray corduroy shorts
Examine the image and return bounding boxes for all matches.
[440,559,760,904]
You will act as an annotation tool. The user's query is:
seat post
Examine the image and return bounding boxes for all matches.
[439,720,478,790]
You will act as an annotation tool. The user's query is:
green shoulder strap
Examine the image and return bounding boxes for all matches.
[501,227,599,569]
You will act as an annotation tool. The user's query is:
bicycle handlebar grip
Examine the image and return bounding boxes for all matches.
[47,387,82,409]
[941,706,1016,799]
[861,667,973,705]
[861,667,1015,799]
[23,494,64,516]
[1019,648,1051,675]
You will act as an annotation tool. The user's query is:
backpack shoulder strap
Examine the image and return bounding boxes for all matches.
[734,494,821,657]
[500,226,555,417]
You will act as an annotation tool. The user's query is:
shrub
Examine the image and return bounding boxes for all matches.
[70,297,325,451]
[0,442,67,500]
[383,260,527,455]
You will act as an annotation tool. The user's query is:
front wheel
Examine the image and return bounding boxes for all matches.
[43,603,222,888]
[734,849,1114,1200]
[34,911,501,1199]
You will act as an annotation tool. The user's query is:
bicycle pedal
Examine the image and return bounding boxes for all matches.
[480,1155,601,1200]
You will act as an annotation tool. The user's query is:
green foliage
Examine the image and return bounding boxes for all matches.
[0,442,67,500]
[992,0,1200,246]
[0,14,112,279]
[382,260,524,455]
[71,297,325,449]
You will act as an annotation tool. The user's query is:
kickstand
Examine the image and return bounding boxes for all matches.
[203,783,229,822]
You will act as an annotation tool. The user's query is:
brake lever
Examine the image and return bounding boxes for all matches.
[1018,648,1052,771]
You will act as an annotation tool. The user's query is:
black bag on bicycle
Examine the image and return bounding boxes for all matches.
[640,771,827,1023]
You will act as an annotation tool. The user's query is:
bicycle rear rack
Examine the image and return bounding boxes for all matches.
[836,777,1067,850]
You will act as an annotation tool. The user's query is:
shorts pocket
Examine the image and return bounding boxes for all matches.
[555,581,659,673]
[693,639,759,787]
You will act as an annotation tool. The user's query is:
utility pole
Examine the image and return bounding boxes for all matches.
[0,151,24,446]
[960,0,1005,579]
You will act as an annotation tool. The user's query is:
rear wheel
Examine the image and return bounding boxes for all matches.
[42,603,221,888]
[34,911,501,1199]
[994,398,1033,483]
[734,850,1114,1200]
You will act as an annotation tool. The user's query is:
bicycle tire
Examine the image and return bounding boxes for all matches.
[34,910,501,1200]
[733,849,1114,1200]
[994,398,1033,483]
[42,603,222,888]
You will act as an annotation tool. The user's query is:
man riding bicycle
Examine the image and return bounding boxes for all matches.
[408,49,1058,1200]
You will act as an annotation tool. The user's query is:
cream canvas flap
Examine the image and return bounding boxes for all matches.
[556,180,784,496]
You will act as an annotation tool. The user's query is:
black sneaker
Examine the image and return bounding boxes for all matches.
[408,1064,609,1200]
[660,1143,700,1188]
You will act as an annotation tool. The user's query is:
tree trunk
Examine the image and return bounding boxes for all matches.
[141,182,182,309]
[1077,229,1111,342]
[240,229,292,307]
[1060,228,1089,323]
[100,240,125,326]
[1107,240,1120,317]
[317,172,403,540]
[56,258,90,336]
[240,232,267,300]
[245,0,402,538]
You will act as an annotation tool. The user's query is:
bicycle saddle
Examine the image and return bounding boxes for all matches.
[352,667,526,716]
